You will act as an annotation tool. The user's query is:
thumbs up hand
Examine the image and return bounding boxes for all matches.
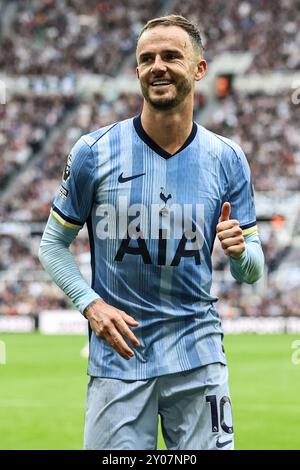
[219,201,231,222]
[216,202,245,259]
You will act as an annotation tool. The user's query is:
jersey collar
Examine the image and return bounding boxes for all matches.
[133,115,197,160]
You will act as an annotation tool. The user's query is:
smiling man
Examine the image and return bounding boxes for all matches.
[39,15,264,450]
[136,19,206,154]
[137,24,203,109]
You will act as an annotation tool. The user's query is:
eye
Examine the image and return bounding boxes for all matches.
[164,52,179,61]
[140,55,152,63]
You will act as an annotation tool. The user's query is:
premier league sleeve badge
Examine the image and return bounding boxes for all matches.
[63,153,72,182]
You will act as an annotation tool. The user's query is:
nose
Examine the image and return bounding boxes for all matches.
[151,55,167,74]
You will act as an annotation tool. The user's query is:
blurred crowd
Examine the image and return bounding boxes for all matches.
[171,0,300,72]
[2,0,299,76]
[207,91,300,191]
[0,95,76,190]
[1,0,164,76]
[215,282,300,318]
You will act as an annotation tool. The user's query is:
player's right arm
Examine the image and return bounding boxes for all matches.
[39,137,139,360]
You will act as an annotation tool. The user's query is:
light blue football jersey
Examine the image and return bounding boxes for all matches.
[51,116,257,379]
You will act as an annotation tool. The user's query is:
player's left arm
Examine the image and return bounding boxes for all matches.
[216,142,264,284]
[216,201,264,283]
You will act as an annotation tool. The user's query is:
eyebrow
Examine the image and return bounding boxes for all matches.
[138,49,184,60]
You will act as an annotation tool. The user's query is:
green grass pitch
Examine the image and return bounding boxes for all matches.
[0,333,299,449]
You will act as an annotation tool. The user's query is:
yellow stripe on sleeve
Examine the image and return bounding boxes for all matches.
[50,208,82,231]
[242,226,258,237]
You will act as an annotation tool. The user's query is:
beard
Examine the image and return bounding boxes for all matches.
[141,77,192,110]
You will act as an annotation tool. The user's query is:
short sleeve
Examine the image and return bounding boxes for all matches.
[51,137,95,230]
[226,144,257,236]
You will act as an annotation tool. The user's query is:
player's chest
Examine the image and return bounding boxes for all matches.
[96,148,224,212]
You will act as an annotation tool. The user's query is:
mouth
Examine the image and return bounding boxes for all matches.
[150,80,174,88]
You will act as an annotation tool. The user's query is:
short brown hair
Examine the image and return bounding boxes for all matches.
[137,14,204,56]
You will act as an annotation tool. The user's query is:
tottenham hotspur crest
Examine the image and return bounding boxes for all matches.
[159,187,172,217]
[63,153,72,182]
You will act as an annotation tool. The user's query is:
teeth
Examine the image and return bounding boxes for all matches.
[152,81,171,86]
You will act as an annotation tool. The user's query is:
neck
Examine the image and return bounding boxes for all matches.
[140,98,194,155]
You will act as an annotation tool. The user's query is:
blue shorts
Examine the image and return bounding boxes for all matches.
[84,363,234,450]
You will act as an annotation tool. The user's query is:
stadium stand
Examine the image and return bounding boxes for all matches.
[1,0,164,76]
[170,0,300,72]
[0,95,76,190]
[207,91,300,191]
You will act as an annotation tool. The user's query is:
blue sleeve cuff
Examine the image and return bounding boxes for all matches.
[229,232,264,284]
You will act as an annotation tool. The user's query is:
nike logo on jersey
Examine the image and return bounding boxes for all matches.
[216,437,233,449]
[118,172,145,183]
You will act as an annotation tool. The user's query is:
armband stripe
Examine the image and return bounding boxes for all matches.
[51,207,82,230]
[242,226,258,236]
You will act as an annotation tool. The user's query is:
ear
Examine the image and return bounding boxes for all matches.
[195,59,207,82]
[136,67,140,79]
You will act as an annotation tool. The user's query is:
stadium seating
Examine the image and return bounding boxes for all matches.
[0,95,76,190]
[170,0,300,71]
[207,91,300,191]
[1,0,164,76]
